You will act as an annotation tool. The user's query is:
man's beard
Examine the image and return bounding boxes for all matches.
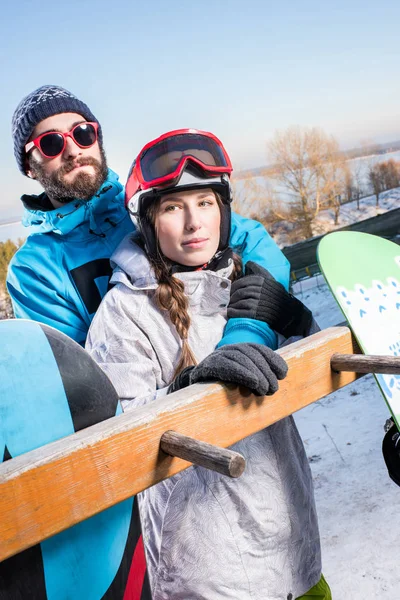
[28,145,109,203]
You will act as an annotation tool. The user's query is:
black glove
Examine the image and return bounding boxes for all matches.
[228,261,314,338]
[168,343,288,396]
[168,366,196,395]
[382,418,400,487]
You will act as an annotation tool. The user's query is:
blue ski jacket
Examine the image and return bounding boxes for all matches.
[7,168,289,347]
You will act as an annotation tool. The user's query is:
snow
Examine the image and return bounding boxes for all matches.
[1,152,399,596]
[293,275,399,598]
[269,186,400,248]
[311,187,400,238]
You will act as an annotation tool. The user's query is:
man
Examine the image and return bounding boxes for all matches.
[8,85,134,344]
[6,85,154,600]
[7,84,290,348]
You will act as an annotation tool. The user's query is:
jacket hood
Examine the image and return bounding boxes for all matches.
[20,169,124,236]
[111,234,157,289]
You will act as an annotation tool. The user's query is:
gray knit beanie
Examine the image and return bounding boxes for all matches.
[12,85,103,175]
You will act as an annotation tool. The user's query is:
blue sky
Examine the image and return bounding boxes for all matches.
[1,0,400,220]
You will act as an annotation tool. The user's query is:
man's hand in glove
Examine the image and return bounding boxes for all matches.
[382,418,400,487]
[168,343,288,396]
[228,261,314,339]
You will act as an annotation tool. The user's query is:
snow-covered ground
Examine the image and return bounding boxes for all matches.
[310,187,400,239]
[270,186,400,248]
[1,149,399,597]
[233,149,400,248]
[293,275,399,598]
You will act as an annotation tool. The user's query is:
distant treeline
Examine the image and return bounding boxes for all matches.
[0,239,24,319]
[0,239,22,293]
[237,139,400,180]
[346,139,400,160]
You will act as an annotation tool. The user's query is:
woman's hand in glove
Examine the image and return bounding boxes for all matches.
[168,343,288,396]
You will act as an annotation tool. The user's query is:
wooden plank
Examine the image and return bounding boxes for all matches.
[0,326,361,562]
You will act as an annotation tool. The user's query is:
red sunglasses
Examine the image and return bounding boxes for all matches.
[25,122,99,159]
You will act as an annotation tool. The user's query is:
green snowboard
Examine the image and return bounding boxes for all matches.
[317,231,400,429]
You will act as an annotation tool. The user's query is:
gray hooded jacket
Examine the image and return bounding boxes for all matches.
[86,234,322,600]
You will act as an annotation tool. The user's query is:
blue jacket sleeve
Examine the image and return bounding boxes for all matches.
[218,212,290,350]
[7,256,88,346]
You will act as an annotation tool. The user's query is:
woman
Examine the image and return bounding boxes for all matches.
[86,129,330,600]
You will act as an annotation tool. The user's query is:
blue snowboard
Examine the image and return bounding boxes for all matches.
[0,319,151,600]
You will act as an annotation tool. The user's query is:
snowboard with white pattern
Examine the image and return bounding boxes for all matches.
[317,231,400,429]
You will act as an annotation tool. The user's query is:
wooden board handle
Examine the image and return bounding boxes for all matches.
[0,327,360,562]
[331,353,400,374]
[160,430,245,478]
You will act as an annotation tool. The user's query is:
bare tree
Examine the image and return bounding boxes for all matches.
[230,177,253,216]
[268,126,343,238]
[351,157,365,209]
[367,159,400,207]
[368,163,384,206]
[382,159,400,190]
[231,175,282,228]
[231,176,268,219]
[320,151,352,225]
[342,165,355,205]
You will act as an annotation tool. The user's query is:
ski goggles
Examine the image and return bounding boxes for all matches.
[128,129,233,194]
[25,122,99,159]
